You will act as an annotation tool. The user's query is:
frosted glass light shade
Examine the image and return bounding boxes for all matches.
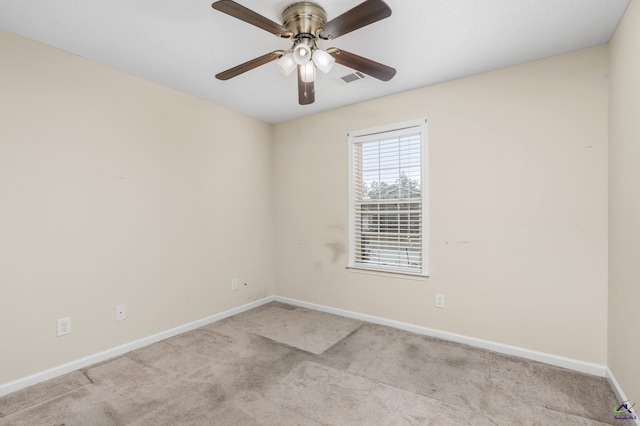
[300,61,315,83]
[276,53,296,76]
[312,49,335,73]
[293,42,312,65]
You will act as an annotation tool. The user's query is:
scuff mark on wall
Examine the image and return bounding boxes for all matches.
[327,224,346,232]
[325,242,346,264]
[246,289,268,302]
[92,174,125,180]
[325,223,347,264]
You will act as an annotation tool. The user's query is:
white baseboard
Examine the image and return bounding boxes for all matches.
[0,294,623,405]
[606,367,640,425]
[274,296,608,377]
[0,296,275,398]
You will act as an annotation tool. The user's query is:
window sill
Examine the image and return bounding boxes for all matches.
[346,265,429,281]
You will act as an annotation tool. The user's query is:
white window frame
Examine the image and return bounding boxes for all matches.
[348,118,428,278]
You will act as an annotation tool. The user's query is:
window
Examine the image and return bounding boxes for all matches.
[348,119,428,277]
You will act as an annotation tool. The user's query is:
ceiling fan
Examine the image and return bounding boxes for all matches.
[211,0,396,105]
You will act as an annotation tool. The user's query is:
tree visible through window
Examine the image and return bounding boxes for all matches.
[348,119,428,276]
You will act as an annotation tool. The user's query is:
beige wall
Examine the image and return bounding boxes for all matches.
[0,30,275,384]
[0,19,622,388]
[274,46,609,364]
[609,0,640,406]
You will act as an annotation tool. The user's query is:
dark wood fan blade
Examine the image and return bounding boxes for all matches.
[215,51,282,80]
[212,0,292,38]
[319,0,391,40]
[297,65,315,105]
[329,49,396,81]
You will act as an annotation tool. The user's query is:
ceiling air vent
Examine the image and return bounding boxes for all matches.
[334,71,366,85]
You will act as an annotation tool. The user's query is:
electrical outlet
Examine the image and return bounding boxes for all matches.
[435,294,445,309]
[115,304,126,321]
[232,278,238,290]
[57,317,71,336]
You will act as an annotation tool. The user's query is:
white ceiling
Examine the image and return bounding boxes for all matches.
[0,0,630,123]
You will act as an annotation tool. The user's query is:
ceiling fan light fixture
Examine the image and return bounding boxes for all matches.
[293,39,313,65]
[300,61,316,83]
[211,0,396,105]
[312,49,335,73]
[276,52,296,76]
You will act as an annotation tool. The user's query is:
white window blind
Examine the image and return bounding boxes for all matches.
[349,120,427,276]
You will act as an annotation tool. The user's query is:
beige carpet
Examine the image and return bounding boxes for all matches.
[236,305,362,355]
[0,302,619,425]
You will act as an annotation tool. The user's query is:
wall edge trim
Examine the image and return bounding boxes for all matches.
[274,295,608,377]
[2,295,618,401]
[606,367,640,425]
[0,296,276,397]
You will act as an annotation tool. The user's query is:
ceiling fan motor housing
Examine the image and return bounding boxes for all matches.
[282,2,327,38]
